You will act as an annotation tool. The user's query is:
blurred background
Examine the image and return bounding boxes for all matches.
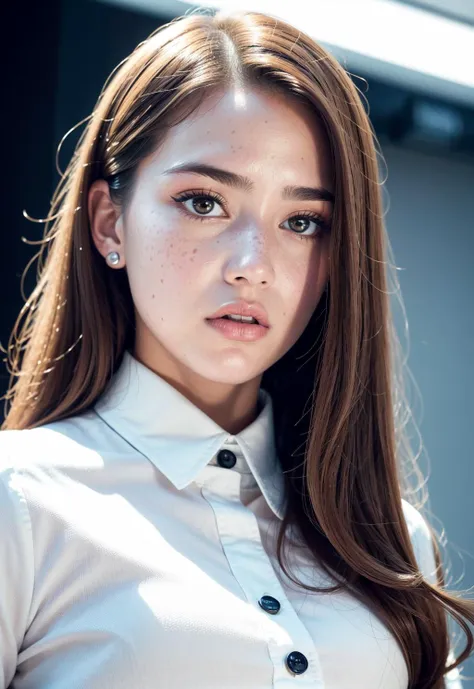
[3,0,474,682]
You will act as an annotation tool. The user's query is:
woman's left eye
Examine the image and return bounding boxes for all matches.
[171,191,330,238]
[281,213,330,239]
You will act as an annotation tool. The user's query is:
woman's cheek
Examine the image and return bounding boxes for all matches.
[148,241,203,299]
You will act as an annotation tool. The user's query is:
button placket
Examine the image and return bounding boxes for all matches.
[198,472,324,687]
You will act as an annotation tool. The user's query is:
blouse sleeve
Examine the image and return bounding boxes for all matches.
[0,465,35,689]
[408,502,463,689]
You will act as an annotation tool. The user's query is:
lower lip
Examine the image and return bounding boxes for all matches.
[206,317,269,341]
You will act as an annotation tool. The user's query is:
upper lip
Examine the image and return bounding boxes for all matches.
[207,300,270,328]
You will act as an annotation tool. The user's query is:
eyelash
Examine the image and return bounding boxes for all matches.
[170,188,331,240]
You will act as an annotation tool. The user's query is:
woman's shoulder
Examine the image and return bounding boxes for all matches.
[0,411,116,547]
[0,409,106,477]
[401,498,432,539]
[401,498,439,584]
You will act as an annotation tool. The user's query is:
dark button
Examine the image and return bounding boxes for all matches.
[258,595,281,615]
[286,651,309,675]
[216,449,237,468]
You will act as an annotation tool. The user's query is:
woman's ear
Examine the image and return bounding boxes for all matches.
[88,179,126,268]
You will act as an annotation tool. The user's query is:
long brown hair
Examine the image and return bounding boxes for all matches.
[2,9,473,686]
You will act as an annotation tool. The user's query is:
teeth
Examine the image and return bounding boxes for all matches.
[225,314,258,324]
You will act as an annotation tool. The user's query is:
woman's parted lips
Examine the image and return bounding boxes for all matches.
[207,300,270,327]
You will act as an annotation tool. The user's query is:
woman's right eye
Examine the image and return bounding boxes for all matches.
[171,191,227,220]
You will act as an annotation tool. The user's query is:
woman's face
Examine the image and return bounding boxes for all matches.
[94,87,334,386]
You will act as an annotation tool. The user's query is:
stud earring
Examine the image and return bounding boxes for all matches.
[106,251,120,266]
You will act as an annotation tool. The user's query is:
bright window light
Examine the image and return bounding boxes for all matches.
[98,0,474,107]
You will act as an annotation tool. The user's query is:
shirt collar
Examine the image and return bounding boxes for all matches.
[94,351,285,519]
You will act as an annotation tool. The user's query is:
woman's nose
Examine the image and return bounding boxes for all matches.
[222,233,275,287]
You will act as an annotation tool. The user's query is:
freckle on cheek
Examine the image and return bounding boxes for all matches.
[192,249,197,254]
[152,294,155,299]
[160,279,164,283]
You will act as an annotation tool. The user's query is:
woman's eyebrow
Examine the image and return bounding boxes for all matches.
[162,162,335,204]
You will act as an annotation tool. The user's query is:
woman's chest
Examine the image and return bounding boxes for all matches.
[18,472,408,689]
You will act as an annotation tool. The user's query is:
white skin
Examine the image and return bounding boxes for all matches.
[88,87,334,434]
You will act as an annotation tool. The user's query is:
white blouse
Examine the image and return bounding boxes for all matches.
[0,351,462,688]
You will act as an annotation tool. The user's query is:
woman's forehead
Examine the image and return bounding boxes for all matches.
[142,88,334,190]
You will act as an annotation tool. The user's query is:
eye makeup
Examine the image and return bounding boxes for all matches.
[170,188,331,240]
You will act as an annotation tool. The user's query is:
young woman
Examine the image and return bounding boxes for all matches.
[1,8,472,689]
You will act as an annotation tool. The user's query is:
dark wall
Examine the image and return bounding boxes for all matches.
[54,0,162,167]
[2,0,62,405]
[1,0,165,417]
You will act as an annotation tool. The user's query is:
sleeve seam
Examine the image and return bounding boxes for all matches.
[8,464,36,634]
